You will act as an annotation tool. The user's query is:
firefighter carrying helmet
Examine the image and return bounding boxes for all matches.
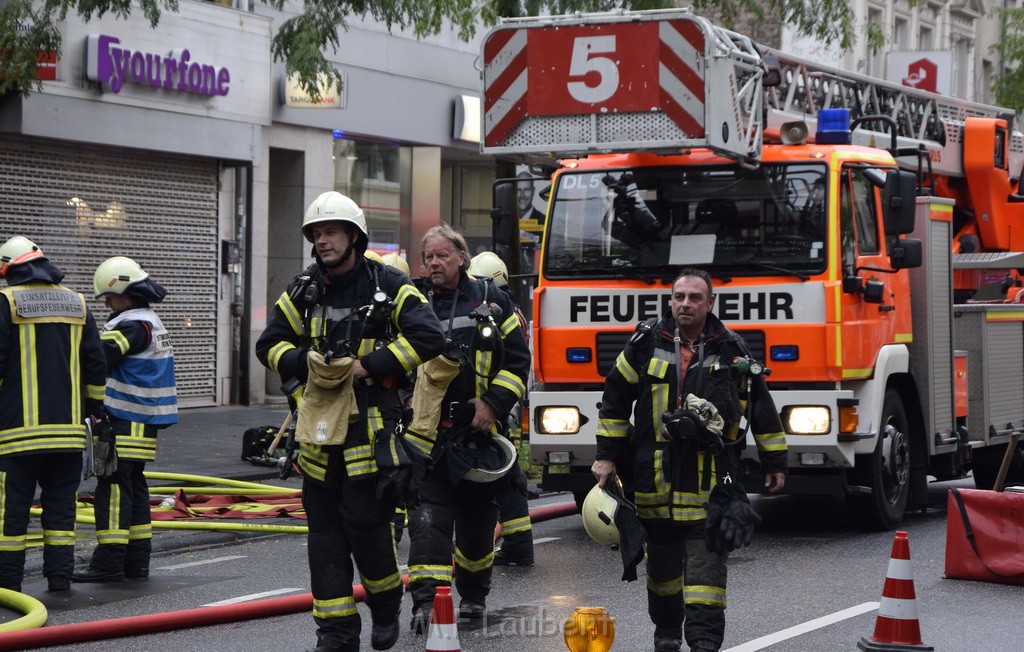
[0,236,45,276]
[446,428,518,484]
[381,252,410,276]
[581,480,624,549]
[468,251,508,287]
[93,256,167,303]
[302,191,368,251]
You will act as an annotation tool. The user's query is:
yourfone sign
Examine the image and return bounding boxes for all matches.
[85,34,230,96]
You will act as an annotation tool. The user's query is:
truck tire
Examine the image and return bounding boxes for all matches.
[971,443,1024,490]
[847,389,911,530]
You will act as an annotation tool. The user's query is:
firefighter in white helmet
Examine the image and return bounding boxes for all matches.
[256,191,445,652]
[405,225,531,632]
[73,256,177,585]
[468,251,535,567]
[0,237,106,593]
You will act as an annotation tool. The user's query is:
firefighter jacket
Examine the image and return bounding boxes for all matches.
[102,307,178,462]
[406,274,530,457]
[0,264,106,457]
[256,257,445,486]
[596,311,787,523]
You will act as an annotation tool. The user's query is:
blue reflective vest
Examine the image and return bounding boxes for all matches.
[104,308,178,426]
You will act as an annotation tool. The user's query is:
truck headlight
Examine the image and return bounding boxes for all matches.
[537,407,582,434]
[782,406,830,434]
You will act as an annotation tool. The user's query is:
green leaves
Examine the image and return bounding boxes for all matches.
[0,0,865,101]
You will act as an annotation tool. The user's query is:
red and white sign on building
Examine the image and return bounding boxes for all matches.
[888,51,953,96]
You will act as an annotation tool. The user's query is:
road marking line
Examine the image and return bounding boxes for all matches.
[156,555,248,571]
[533,537,559,545]
[203,588,304,607]
[723,602,880,652]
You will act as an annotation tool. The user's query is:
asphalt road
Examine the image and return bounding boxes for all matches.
[2,477,1022,652]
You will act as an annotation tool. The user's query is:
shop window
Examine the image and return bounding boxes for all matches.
[332,137,410,255]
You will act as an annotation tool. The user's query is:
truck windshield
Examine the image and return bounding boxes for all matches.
[544,163,828,279]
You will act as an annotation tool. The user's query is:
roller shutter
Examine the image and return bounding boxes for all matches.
[0,136,219,407]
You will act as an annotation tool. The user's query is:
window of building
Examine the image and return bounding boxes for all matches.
[919,24,934,50]
[457,165,496,255]
[332,136,411,255]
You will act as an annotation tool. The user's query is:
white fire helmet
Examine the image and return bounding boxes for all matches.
[460,432,518,483]
[468,251,509,287]
[581,481,623,549]
[0,236,45,276]
[302,191,368,249]
[381,252,410,276]
[93,256,148,297]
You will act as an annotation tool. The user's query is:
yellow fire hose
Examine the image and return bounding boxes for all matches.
[0,588,47,633]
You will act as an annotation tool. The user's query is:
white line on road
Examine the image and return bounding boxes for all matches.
[156,555,248,571]
[203,588,305,607]
[723,602,880,652]
[533,537,559,545]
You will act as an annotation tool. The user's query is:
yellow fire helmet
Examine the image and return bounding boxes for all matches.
[468,251,509,287]
[93,256,149,297]
[581,481,623,549]
[380,252,410,276]
[0,236,45,276]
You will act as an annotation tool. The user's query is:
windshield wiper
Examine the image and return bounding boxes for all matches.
[736,261,809,281]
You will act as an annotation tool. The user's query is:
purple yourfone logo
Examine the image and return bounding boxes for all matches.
[85,34,230,96]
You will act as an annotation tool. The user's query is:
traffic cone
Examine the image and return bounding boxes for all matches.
[424,585,461,652]
[858,530,933,651]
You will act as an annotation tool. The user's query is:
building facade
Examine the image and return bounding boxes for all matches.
[0,0,1012,406]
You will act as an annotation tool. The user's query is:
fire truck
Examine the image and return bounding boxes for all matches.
[481,9,1024,529]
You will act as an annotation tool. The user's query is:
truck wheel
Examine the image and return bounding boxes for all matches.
[848,389,911,530]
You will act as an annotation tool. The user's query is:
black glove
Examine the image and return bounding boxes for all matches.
[704,481,761,555]
[374,428,431,510]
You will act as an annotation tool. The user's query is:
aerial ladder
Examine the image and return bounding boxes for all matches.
[481,9,1024,528]
[484,9,1024,286]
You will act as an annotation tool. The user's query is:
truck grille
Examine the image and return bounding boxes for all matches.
[595,329,766,377]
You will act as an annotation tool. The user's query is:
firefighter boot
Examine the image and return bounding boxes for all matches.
[125,538,151,578]
[654,625,683,652]
[72,543,126,582]
[459,598,486,619]
[410,605,432,635]
[370,619,399,650]
[689,641,720,652]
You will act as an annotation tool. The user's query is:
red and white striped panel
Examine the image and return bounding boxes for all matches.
[658,20,706,139]
[482,17,707,149]
[483,27,528,149]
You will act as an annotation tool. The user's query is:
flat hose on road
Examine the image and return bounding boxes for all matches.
[0,501,579,650]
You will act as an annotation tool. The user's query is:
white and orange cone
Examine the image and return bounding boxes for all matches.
[424,585,461,652]
[858,530,933,651]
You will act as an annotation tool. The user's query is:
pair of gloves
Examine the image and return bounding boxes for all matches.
[704,480,762,555]
[374,426,432,511]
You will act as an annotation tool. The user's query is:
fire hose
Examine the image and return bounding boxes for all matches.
[0,501,579,649]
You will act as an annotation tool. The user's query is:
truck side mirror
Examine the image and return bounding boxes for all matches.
[490,180,517,248]
[882,169,917,235]
[889,237,923,270]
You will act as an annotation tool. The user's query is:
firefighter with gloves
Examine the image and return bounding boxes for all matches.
[0,237,106,593]
[468,251,534,567]
[256,191,444,652]
[592,268,787,652]
[72,256,177,584]
[405,225,531,633]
